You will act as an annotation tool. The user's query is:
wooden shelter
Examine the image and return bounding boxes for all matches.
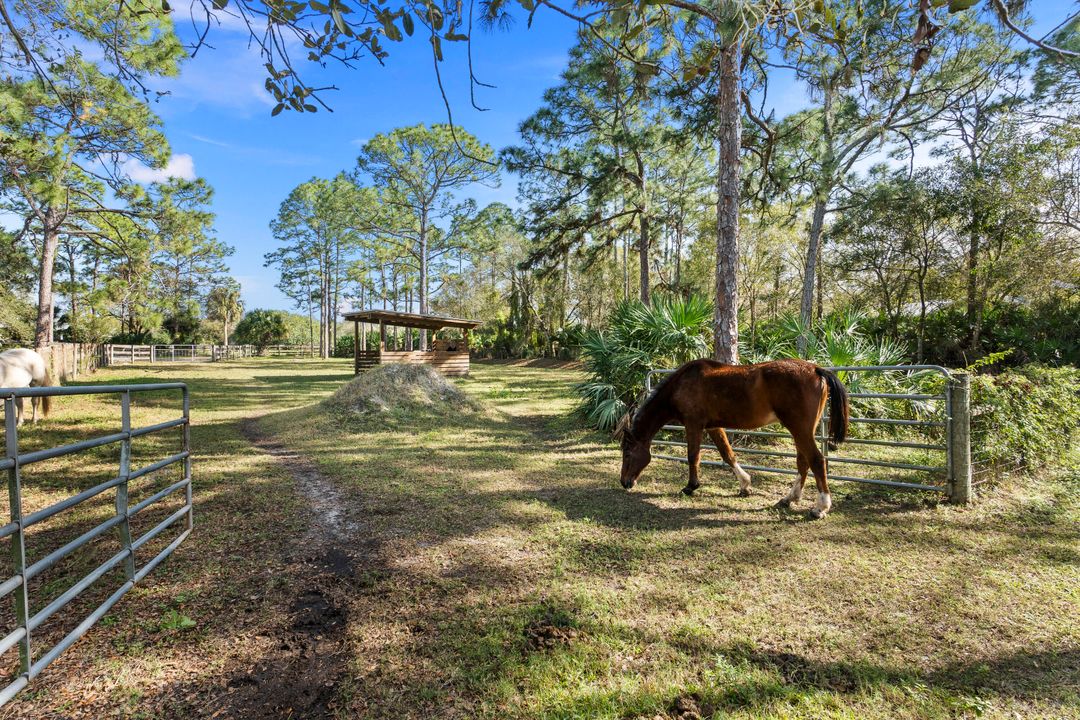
[342,309,481,377]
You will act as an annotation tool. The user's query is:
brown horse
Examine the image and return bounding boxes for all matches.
[617,358,849,518]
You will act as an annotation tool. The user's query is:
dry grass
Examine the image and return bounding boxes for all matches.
[326,363,480,419]
[0,357,352,719]
[263,361,1079,720]
[1,358,1077,719]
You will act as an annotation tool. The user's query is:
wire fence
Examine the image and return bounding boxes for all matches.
[102,344,260,365]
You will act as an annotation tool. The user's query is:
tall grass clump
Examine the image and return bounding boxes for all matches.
[576,296,711,431]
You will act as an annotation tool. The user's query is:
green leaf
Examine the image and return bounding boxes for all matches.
[271,103,284,116]
[402,12,414,36]
[211,0,228,8]
[331,8,347,34]
[429,6,444,30]
[947,0,978,10]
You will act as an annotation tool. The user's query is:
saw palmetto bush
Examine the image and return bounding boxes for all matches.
[744,310,940,424]
[576,296,711,431]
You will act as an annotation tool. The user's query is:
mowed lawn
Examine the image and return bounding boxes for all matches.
[2,358,1078,719]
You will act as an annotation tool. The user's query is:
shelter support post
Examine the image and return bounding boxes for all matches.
[353,320,359,374]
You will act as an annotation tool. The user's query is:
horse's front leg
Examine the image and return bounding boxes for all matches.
[707,428,752,496]
[14,397,24,427]
[682,423,703,496]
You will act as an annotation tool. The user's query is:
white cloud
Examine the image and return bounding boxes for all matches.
[187,133,323,166]
[153,43,276,115]
[123,153,197,183]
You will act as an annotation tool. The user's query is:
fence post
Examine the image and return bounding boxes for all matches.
[948,372,973,504]
[4,397,31,681]
[183,386,193,532]
[116,392,136,579]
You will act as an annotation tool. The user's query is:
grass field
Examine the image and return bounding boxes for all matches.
[1,357,1077,719]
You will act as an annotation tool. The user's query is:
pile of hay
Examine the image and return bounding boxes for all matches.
[326,363,479,418]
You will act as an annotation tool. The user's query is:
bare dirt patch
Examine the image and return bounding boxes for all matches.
[202,419,381,719]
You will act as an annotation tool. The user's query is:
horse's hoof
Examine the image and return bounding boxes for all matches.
[681,485,698,496]
[737,488,752,498]
[809,508,827,520]
[775,498,792,509]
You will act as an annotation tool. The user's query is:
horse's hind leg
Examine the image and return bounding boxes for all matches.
[30,397,38,423]
[682,423,703,496]
[707,428,752,496]
[14,397,24,427]
[791,430,830,519]
[779,449,809,507]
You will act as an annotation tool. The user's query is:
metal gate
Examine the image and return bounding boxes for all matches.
[645,365,972,502]
[0,383,193,705]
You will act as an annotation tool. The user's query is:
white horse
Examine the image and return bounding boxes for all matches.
[0,348,54,426]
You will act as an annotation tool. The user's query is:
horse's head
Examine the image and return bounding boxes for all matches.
[614,409,650,489]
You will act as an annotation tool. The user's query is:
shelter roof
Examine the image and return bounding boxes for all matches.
[341,309,481,331]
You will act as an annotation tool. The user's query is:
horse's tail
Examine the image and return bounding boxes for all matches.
[815,367,848,447]
[40,368,53,418]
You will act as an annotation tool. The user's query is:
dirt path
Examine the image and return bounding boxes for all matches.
[206,418,376,718]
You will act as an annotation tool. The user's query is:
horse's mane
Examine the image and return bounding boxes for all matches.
[615,364,688,441]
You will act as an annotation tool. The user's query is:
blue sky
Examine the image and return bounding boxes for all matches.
[150,9,590,310]
[137,3,1063,312]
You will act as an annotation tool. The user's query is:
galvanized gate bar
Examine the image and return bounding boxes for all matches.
[0,382,193,707]
[644,364,967,499]
[653,454,948,493]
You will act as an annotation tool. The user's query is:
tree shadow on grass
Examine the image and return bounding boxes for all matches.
[13,357,1065,719]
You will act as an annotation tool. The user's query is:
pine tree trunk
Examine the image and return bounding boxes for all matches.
[324,268,332,358]
[798,197,828,355]
[967,226,981,354]
[816,247,823,321]
[419,209,429,351]
[67,240,78,343]
[622,236,629,301]
[713,41,741,365]
[35,211,60,349]
[798,82,835,356]
[639,213,651,304]
[636,155,650,304]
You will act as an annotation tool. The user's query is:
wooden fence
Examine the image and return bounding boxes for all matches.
[262,344,317,358]
[0,342,101,383]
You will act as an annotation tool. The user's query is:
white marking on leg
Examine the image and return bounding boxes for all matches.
[814,492,832,516]
[732,462,752,491]
[785,477,804,504]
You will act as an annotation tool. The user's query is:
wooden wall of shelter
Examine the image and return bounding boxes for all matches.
[342,310,480,378]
